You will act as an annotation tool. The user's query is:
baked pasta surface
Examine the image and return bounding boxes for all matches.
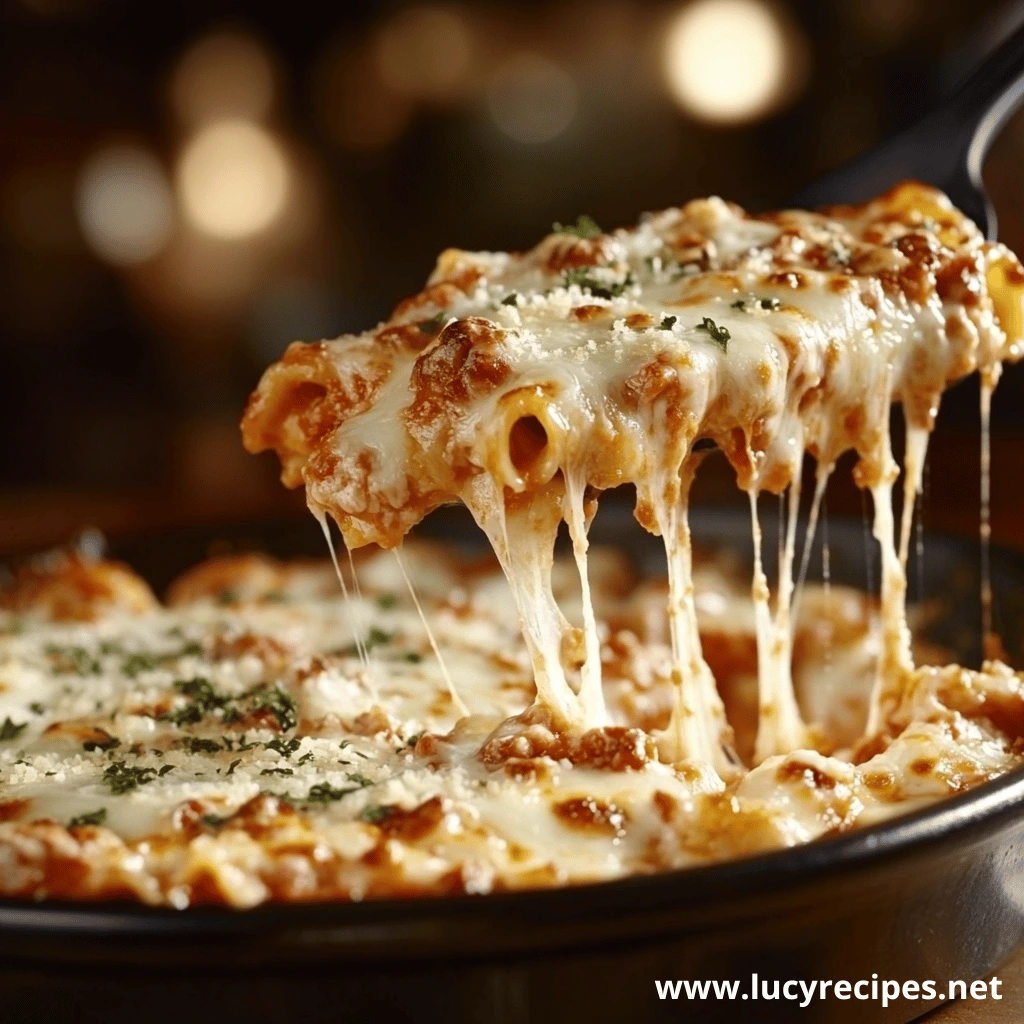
[2,540,1020,907]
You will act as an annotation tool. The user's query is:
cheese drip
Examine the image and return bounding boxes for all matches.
[751,473,808,764]
[793,463,832,626]
[650,457,732,772]
[461,475,601,728]
[980,368,1001,661]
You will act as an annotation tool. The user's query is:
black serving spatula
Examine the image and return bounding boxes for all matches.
[789,22,1024,239]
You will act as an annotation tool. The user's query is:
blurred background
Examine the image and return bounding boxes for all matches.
[2,0,1024,557]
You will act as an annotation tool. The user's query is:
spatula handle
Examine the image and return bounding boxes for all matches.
[946,22,1024,175]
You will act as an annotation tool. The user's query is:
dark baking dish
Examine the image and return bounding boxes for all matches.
[1,503,1023,1024]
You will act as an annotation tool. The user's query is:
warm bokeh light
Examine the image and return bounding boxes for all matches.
[75,144,173,265]
[177,120,289,239]
[662,0,792,125]
[486,53,577,145]
[170,31,277,128]
[373,5,475,103]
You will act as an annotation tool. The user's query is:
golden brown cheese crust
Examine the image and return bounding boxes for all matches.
[1,544,1022,908]
[0,552,157,622]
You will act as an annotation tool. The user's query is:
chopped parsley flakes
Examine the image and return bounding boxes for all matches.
[83,732,120,753]
[305,782,356,804]
[160,677,231,726]
[45,644,101,675]
[561,267,634,300]
[366,627,393,650]
[103,761,157,795]
[0,717,27,742]
[659,316,677,330]
[732,297,780,311]
[121,652,159,677]
[265,737,302,758]
[340,627,394,658]
[418,310,449,335]
[552,214,602,239]
[360,805,395,825]
[69,808,107,828]
[251,686,298,732]
[695,317,730,351]
[180,737,223,754]
[304,770,375,805]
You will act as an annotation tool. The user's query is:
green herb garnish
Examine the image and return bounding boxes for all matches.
[732,297,780,311]
[404,652,423,663]
[347,772,374,788]
[305,782,356,804]
[265,737,301,758]
[376,593,399,610]
[158,764,174,777]
[418,311,449,335]
[226,758,241,776]
[201,813,231,828]
[45,644,101,675]
[180,737,222,754]
[552,214,602,239]
[83,732,120,753]
[29,703,45,715]
[69,808,107,828]
[359,805,395,825]
[260,767,294,777]
[121,652,159,677]
[160,677,233,726]
[103,761,157,794]
[251,686,298,732]
[561,267,633,300]
[659,316,677,330]
[0,717,27,742]
[340,627,394,658]
[501,293,520,306]
[366,627,393,651]
[695,316,729,351]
